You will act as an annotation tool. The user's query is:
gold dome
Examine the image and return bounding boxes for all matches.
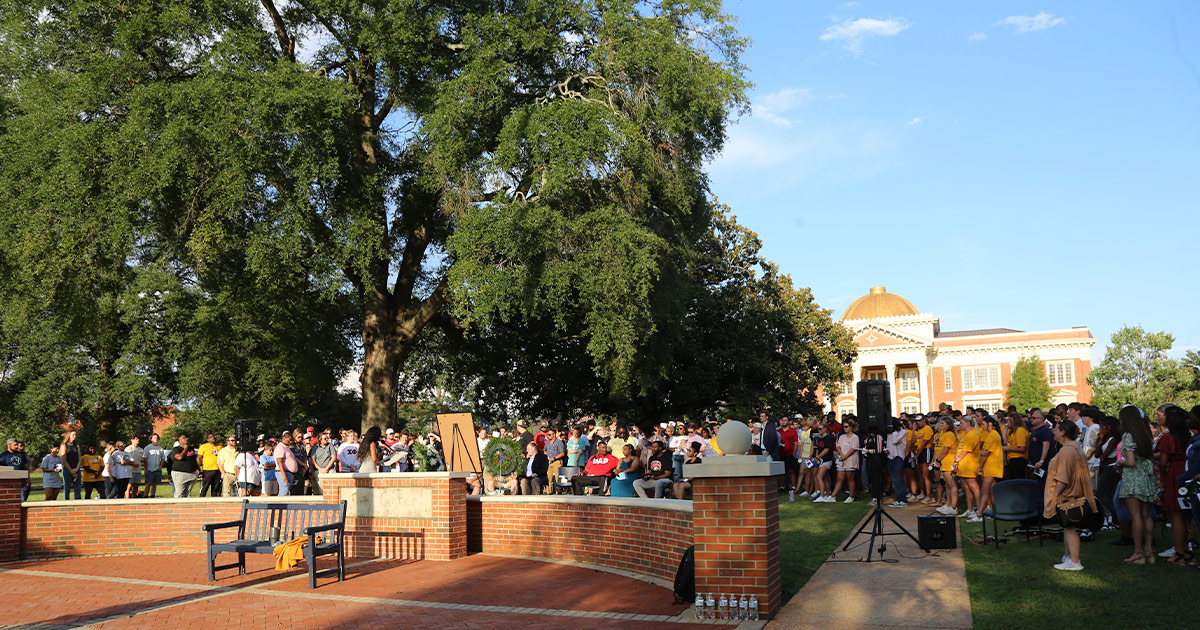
[841,287,919,320]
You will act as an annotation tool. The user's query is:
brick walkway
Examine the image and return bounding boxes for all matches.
[0,553,738,630]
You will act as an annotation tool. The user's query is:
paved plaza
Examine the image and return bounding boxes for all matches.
[0,553,739,630]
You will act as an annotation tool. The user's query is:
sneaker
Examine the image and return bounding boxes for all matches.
[936,505,958,516]
[1053,560,1084,571]
[889,501,908,508]
[958,510,976,519]
[966,515,983,523]
[799,491,811,497]
[1158,547,1176,558]
[912,493,925,501]
[812,494,823,502]
[844,496,857,503]
[788,490,795,503]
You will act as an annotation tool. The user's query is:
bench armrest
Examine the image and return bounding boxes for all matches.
[202,520,244,532]
[303,521,344,535]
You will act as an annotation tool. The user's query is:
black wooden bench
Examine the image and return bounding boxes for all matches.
[202,499,347,589]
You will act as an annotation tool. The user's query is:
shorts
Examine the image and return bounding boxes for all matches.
[836,466,858,473]
[130,472,143,484]
[819,460,834,470]
[916,448,931,464]
[237,482,260,491]
[783,455,799,472]
[145,470,162,484]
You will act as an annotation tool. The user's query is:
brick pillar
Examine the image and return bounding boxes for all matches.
[318,472,469,561]
[0,471,26,559]
[688,455,783,619]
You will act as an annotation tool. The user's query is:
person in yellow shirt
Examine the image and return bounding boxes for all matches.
[217,435,239,497]
[196,434,222,497]
[953,417,982,520]
[933,418,960,515]
[977,417,1005,515]
[80,445,105,500]
[913,417,935,503]
[1003,412,1030,480]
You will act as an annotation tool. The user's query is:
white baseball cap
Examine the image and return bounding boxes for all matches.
[385,428,395,435]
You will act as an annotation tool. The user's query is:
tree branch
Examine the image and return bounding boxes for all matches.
[371,91,395,130]
[259,0,296,62]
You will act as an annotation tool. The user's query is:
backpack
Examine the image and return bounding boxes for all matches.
[672,545,695,604]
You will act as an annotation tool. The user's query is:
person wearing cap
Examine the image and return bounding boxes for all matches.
[259,438,278,496]
[515,420,534,451]
[218,435,239,497]
[384,428,400,448]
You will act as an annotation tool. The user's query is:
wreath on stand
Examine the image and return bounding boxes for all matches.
[482,437,523,486]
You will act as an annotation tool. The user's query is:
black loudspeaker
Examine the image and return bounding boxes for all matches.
[856,379,892,433]
[918,515,957,549]
[234,418,258,453]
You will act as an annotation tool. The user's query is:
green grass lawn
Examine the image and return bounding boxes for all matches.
[962,523,1197,630]
[778,496,871,600]
[22,477,179,501]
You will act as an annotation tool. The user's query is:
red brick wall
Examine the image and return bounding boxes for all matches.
[692,476,781,618]
[466,497,693,586]
[0,478,22,558]
[21,499,269,558]
[317,474,467,561]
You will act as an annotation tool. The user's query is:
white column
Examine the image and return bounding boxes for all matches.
[884,363,897,416]
[918,363,929,413]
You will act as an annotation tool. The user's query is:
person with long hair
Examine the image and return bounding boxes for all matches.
[1117,405,1158,563]
[977,417,1004,514]
[357,426,382,474]
[1045,420,1095,571]
[59,430,82,500]
[831,421,860,503]
[934,417,960,515]
[1003,412,1029,480]
[953,417,982,521]
[811,422,836,502]
[1094,416,1123,534]
[1156,405,1194,564]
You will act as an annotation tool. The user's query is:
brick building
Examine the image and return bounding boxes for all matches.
[829,287,1097,416]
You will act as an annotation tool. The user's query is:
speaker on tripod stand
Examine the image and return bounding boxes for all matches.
[234,418,259,453]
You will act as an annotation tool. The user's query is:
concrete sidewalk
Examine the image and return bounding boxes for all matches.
[769,504,972,630]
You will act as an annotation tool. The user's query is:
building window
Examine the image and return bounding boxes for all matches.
[961,366,1001,391]
[898,369,919,393]
[839,381,854,395]
[866,369,886,381]
[840,405,856,418]
[965,400,1003,414]
[1047,361,1075,386]
[944,369,953,392]
[901,401,920,415]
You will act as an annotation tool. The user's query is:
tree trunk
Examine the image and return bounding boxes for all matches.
[361,288,400,433]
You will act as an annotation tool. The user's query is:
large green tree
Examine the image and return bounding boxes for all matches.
[0,0,749,433]
[1088,325,1200,413]
[1005,354,1053,411]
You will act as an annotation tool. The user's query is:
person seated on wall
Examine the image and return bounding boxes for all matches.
[572,442,620,495]
[518,441,548,495]
[673,441,703,499]
[633,440,675,498]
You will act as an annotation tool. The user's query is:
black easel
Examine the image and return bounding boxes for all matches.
[841,431,928,561]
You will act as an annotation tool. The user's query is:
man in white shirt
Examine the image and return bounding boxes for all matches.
[107,441,134,499]
[143,434,165,499]
[124,435,146,499]
[886,423,910,507]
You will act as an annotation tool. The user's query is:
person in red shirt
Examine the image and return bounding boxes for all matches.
[571,442,619,494]
[384,428,400,448]
[533,423,551,450]
[778,416,801,497]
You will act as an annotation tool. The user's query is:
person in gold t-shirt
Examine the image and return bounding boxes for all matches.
[80,445,105,499]
[196,434,222,497]
[913,418,935,502]
[934,418,959,515]
[977,417,1005,514]
[1003,412,1030,480]
[953,417,982,520]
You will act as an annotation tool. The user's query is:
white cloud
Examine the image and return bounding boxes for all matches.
[969,32,987,42]
[840,2,860,8]
[752,88,815,127]
[819,17,911,54]
[906,117,922,126]
[996,12,1066,34]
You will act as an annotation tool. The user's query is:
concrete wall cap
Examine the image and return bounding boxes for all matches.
[22,495,326,508]
[320,471,471,480]
[684,455,784,478]
[0,470,30,481]
[466,493,693,514]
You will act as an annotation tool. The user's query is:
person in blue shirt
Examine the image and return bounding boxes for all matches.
[0,438,31,501]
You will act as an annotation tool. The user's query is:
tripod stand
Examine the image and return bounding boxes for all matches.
[841,431,928,562]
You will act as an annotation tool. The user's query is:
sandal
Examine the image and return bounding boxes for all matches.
[1168,552,1196,565]
[1124,552,1146,564]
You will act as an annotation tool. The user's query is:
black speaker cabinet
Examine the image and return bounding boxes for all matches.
[856,379,892,433]
[918,515,957,549]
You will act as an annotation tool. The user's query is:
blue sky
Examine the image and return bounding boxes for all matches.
[706,1,1200,361]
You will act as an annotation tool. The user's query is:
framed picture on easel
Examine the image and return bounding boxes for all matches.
[435,413,483,475]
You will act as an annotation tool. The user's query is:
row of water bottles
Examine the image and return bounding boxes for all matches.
[694,592,758,621]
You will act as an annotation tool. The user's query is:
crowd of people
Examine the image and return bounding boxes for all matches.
[4,401,1198,575]
[0,425,446,500]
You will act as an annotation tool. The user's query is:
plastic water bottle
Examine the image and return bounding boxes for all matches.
[739,595,748,620]
[749,595,759,621]
[705,593,715,619]
[718,594,728,620]
[694,594,704,619]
